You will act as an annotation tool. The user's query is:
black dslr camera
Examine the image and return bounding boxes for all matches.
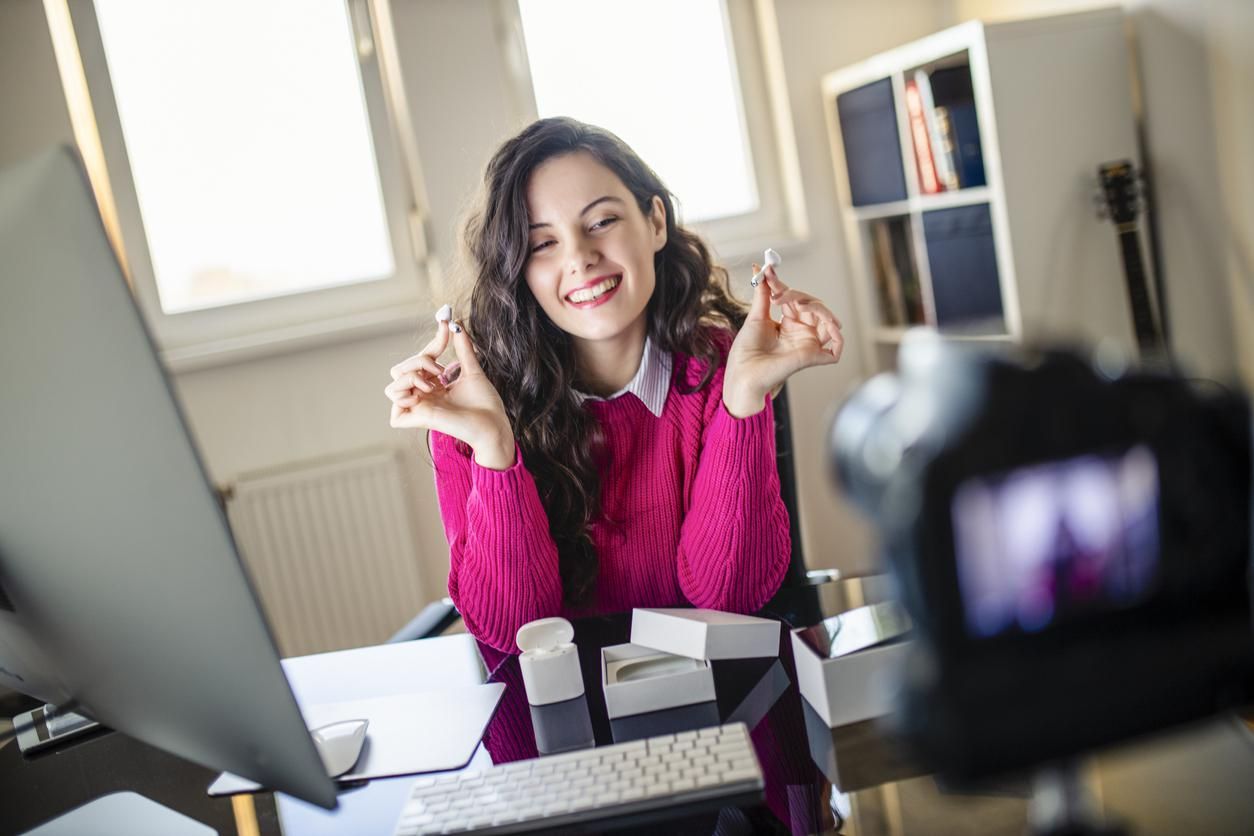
[831,333,1253,782]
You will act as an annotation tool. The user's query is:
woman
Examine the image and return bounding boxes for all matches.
[385,118,842,652]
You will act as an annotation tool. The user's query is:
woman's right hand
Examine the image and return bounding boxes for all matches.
[386,319,517,470]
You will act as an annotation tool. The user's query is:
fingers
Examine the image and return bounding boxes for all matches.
[769,288,816,310]
[390,320,451,379]
[789,299,844,350]
[384,367,449,419]
[391,354,441,382]
[420,318,452,361]
[763,264,790,300]
[439,362,462,386]
[384,376,410,401]
[390,399,431,428]
[764,281,842,346]
[746,265,773,321]
[391,395,437,429]
[386,320,477,427]
[779,316,842,365]
[787,310,843,362]
[386,371,431,399]
[790,299,843,330]
[448,321,484,375]
[390,390,460,436]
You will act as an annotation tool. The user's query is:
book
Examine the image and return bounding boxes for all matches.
[869,218,925,326]
[933,106,959,189]
[926,66,986,188]
[836,79,910,205]
[870,220,906,326]
[945,101,986,188]
[890,222,926,324]
[904,80,940,194]
[914,70,958,191]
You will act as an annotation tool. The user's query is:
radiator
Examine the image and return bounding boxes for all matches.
[223,448,433,657]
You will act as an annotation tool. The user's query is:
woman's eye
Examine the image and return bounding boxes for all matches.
[591,216,619,231]
[530,240,555,254]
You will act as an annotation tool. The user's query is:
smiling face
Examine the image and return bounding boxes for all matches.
[523,151,667,349]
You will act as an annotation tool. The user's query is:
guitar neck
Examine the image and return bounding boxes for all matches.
[1099,161,1165,357]
[1114,225,1162,354]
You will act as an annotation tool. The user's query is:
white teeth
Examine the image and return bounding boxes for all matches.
[568,276,620,303]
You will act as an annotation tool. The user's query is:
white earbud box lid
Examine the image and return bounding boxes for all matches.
[630,608,780,660]
[516,617,574,652]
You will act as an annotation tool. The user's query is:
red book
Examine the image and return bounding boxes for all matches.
[905,79,940,194]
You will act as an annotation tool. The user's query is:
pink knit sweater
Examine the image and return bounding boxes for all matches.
[430,340,792,653]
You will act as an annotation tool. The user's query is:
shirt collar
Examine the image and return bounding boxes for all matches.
[573,336,672,418]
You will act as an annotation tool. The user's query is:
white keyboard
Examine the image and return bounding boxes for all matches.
[392,722,763,835]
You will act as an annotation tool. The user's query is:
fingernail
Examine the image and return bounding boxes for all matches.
[435,303,452,323]
[441,364,462,384]
[450,322,462,333]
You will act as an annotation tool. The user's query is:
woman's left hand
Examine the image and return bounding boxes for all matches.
[723,263,844,418]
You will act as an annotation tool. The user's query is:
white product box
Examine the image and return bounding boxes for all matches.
[600,643,716,719]
[789,603,912,728]
[629,608,781,660]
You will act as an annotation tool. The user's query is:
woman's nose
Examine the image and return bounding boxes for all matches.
[565,238,599,274]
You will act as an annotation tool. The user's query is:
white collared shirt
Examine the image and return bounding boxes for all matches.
[572,336,673,418]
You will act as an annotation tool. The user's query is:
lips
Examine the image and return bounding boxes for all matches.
[565,274,622,307]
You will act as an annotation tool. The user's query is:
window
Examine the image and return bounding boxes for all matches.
[64,0,427,368]
[94,0,399,315]
[506,0,807,258]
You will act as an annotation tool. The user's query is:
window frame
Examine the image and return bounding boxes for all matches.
[65,0,431,371]
[497,0,809,264]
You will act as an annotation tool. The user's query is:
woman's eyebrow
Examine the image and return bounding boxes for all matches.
[528,196,625,230]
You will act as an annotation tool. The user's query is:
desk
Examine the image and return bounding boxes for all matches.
[5,586,1254,835]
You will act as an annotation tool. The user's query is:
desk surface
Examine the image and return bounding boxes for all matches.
[5,586,1254,836]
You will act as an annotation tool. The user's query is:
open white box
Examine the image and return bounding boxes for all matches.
[791,635,910,727]
[600,643,716,719]
[629,608,780,660]
[790,602,912,728]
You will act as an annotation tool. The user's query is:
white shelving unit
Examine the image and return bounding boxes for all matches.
[822,9,1143,373]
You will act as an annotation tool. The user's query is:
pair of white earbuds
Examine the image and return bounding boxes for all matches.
[750,248,781,287]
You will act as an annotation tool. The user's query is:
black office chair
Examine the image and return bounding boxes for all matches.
[388,385,833,643]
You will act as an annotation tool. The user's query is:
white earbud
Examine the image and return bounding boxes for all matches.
[750,248,781,287]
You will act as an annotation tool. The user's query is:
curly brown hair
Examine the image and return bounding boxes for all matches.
[458,117,746,606]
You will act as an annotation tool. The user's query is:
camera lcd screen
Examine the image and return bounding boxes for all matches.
[952,445,1159,639]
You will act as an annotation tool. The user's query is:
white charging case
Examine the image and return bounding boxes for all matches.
[516,617,584,706]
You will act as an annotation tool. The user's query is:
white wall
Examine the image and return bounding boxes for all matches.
[5,0,1249,610]
[1200,0,1254,387]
